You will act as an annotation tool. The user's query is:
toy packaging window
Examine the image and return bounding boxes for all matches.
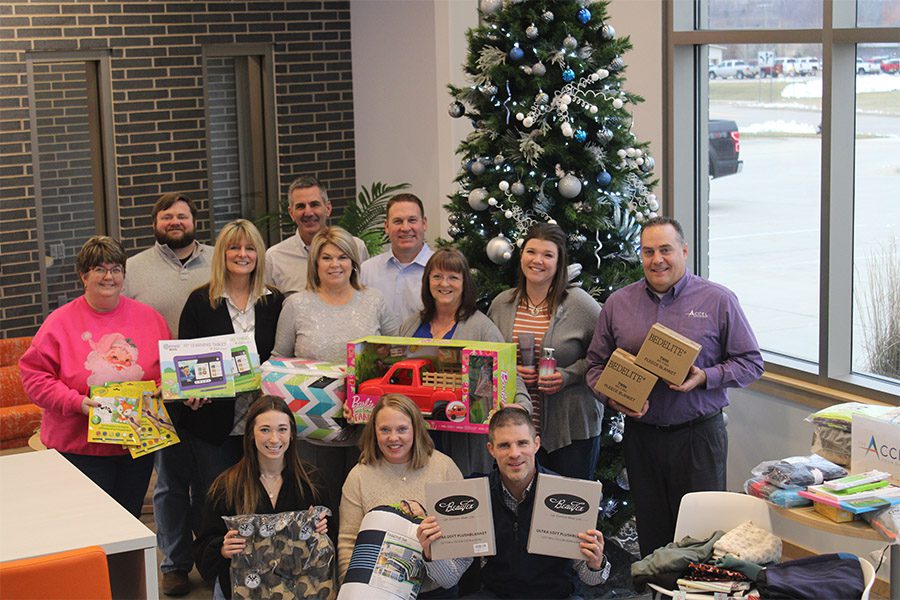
[159,332,261,399]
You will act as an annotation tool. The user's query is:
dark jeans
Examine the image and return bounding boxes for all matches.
[153,432,242,573]
[62,451,154,518]
[537,435,602,481]
[624,411,727,557]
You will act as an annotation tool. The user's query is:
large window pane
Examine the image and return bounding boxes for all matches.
[706,43,822,363]
[704,0,822,30]
[852,42,900,384]
[857,0,900,27]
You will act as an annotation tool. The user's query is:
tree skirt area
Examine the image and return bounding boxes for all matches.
[584,519,652,599]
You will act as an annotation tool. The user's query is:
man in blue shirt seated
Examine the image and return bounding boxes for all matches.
[417,407,610,599]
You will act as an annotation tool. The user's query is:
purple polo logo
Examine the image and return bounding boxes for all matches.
[545,494,589,515]
[435,495,479,516]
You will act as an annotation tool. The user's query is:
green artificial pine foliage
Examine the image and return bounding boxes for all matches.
[447,0,656,543]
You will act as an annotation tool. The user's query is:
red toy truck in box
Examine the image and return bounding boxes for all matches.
[357,358,465,420]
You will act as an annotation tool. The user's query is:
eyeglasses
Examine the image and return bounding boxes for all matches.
[90,266,124,277]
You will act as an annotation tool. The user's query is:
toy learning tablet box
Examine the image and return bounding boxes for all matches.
[159,332,260,399]
[346,336,516,434]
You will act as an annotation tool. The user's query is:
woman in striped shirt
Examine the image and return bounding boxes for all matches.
[487,223,603,480]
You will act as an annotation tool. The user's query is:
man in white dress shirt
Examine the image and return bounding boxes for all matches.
[265,175,368,295]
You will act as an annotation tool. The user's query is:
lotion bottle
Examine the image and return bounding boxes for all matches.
[538,347,557,378]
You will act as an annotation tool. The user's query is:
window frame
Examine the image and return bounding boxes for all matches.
[665,1,900,403]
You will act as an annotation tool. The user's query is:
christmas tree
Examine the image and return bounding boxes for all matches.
[446,0,656,541]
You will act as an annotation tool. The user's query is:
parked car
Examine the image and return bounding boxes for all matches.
[709,59,758,80]
[796,57,821,76]
[774,57,798,77]
[880,58,900,74]
[709,119,742,179]
[856,59,881,75]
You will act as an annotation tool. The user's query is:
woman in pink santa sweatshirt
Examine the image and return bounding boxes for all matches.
[19,236,170,517]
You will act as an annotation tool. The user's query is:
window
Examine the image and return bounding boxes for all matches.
[668,2,899,401]
[26,51,117,316]
[202,45,280,243]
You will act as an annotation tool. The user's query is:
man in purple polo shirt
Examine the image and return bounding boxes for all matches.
[586,216,763,557]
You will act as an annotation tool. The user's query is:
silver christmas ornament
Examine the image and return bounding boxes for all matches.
[467,188,489,211]
[542,10,554,22]
[448,101,465,118]
[448,225,461,237]
[596,128,613,145]
[486,235,514,264]
[535,91,550,105]
[558,174,582,198]
[480,0,502,15]
[525,24,539,39]
[471,161,486,175]
[563,35,578,50]
[601,24,615,40]
[531,62,546,76]
[610,55,625,71]
[511,182,526,196]
[640,156,655,173]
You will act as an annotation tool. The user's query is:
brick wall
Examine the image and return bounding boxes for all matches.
[0,0,356,337]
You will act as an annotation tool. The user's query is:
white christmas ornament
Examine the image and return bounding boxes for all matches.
[626,148,635,157]
[589,105,598,114]
[612,98,624,109]
[486,235,514,264]
[516,112,525,121]
[468,188,489,211]
[561,122,574,137]
[480,0,502,15]
[617,149,627,158]
[558,174,582,198]
[522,117,534,128]
[505,210,513,218]
[488,197,498,206]
[498,180,510,192]
[547,218,557,225]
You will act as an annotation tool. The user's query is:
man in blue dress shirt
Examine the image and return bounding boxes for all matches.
[586,216,764,557]
[360,193,433,323]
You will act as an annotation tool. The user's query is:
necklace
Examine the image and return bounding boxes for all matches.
[524,294,547,316]
[259,473,281,500]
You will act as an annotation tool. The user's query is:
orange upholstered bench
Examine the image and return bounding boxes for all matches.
[0,337,41,450]
[0,545,112,599]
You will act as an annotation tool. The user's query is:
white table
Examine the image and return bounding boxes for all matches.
[0,450,159,599]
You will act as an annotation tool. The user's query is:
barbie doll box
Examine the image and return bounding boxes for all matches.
[345,336,516,434]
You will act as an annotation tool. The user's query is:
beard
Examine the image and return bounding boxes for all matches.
[155,227,195,250]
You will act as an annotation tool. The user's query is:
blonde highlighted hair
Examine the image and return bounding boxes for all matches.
[208,219,269,309]
[306,226,362,291]
[358,394,434,469]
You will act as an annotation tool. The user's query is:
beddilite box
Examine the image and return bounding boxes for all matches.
[636,323,702,385]
[260,358,352,443]
[593,348,658,413]
[346,336,517,434]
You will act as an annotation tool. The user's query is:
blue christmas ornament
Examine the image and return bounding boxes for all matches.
[509,44,524,61]
[562,68,575,82]
[574,129,587,142]
[577,8,591,24]
[596,171,612,187]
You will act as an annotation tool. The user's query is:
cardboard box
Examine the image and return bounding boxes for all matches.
[346,336,517,434]
[260,358,351,442]
[426,477,495,560]
[636,323,702,385]
[851,410,900,486]
[593,349,658,413]
[527,473,603,560]
[159,332,260,399]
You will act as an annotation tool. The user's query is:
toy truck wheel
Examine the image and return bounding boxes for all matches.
[431,401,450,421]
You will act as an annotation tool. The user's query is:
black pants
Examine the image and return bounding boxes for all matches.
[623,411,727,557]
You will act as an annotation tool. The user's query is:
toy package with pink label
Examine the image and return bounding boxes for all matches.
[346,336,517,434]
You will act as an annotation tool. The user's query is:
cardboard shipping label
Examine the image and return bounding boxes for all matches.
[426,477,495,560]
[594,348,658,412]
[527,473,602,561]
[636,323,702,385]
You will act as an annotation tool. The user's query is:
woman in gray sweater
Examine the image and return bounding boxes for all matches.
[487,224,602,480]
[399,248,531,476]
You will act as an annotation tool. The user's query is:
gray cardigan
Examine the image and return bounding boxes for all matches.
[399,309,532,475]
[487,287,602,453]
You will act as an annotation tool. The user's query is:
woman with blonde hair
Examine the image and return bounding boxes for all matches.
[272,225,399,533]
[338,394,463,596]
[175,219,285,554]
